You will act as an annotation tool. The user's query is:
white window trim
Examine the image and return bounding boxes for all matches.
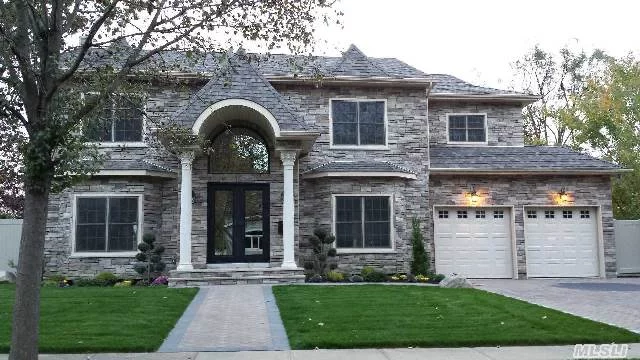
[71,193,144,258]
[446,113,488,145]
[331,193,395,253]
[329,98,389,150]
[81,92,148,146]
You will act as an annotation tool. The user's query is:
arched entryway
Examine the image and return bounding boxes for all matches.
[175,98,300,270]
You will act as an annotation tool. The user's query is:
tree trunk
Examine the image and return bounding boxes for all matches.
[9,182,51,360]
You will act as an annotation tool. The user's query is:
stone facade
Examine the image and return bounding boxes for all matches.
[428,175,616,278]
[428,100,524,146]
[44,178,168,277]
[42,76,618,280]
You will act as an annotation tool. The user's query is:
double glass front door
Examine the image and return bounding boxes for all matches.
[207,183,270,263]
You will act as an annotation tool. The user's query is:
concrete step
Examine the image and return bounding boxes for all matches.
[168,266,305,287]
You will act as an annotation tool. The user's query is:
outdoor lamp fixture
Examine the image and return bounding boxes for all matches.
[469,185,480,204]
[559,187,569,203]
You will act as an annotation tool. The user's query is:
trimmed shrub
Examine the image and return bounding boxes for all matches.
[360,266,375,279]
[326,270,344,282]
[95,272,118,286]
[363,270,387,282]
[134,233,166,284]
[349,275,364,283]
[410,218,429,276]
[305,228,338,279]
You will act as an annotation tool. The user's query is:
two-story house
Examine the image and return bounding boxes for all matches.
[43,44,623,285]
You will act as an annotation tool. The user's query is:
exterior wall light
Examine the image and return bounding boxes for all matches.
[559,187,569,203]
[468,185,480,205]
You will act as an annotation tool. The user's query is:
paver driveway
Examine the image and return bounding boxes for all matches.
[475,278,640,333]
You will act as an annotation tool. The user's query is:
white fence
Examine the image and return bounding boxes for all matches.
[614,220,640,274]
[0,219,21,271]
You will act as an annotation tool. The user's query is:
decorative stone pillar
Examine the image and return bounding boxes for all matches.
[177,151,195,271]
[280,150,297,269]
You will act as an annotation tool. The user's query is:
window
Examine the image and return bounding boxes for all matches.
[527,210,537,219]
[544,210,555,219]
[331,100,386,146]
[493,210,504,219]
[563,210,573,219]
[448,114,487,143]
[209,128,269,174]
[335,196,391,249]
[457,210,468,219]
[75,196,140,252]
[580,210,590,219]
[438,210,449,219]
[475,210,486,219]
[85,95,143,142]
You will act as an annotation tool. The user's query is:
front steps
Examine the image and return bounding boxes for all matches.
[168,266,306,287]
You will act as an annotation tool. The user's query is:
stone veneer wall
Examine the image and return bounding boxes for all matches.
[275,84,430,273]
[428,100,524,146]
[44,177,168,277]
[428,175,616,278]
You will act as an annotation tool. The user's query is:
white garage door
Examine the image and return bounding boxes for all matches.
[524,207,599,278]
[434,207,513,278]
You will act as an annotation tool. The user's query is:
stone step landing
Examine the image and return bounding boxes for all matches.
[168,266,306,287]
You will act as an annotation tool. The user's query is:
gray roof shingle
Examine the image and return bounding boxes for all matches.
[101,159,175,174]
[303,160,416,175]
[429,146,622,172]
[68,43,530,97]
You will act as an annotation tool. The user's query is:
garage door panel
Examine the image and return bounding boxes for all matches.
[525,207,599,278]
[435,207,513,278]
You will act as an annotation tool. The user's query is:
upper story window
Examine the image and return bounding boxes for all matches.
[209,128,269,174]
[447,114,487,143]
[331,99,386,147]
[85,95,144,143]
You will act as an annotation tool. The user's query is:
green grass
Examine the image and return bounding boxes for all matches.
[0,284,197,353]
[273,285,640,349]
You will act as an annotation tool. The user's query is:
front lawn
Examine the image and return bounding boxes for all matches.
[0,284,197,353]
[273,285,640,349]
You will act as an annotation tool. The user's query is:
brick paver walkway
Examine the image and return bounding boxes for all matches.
[159,285,289,352]
[475,278,640,333]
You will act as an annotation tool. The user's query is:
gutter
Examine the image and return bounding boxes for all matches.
[428,168,631,175]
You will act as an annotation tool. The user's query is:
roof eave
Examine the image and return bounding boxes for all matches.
[302,171,418,180]
[265,75,434,89]
[428,168,629,175]
[93,169,177,178]
[429,93,540,104]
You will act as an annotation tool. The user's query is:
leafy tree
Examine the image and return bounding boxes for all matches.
[0,1,340,358]
[410,218,429,276]
[512,45,607,145]
[569,56,640,219]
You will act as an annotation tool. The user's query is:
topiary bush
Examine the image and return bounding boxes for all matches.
[410,217,429,276]
[134,233,166,285]
[304,228,337,280]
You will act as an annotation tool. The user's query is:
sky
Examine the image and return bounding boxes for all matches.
[313,0,640,90]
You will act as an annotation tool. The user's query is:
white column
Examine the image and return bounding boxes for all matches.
[280,150,297,269]
[177,152,194,271]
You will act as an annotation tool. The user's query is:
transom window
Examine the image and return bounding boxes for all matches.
[75,196,140,252]
[335,196,391,249]
[85,95,143,142]
[209,128,269,174]
[331,99,386,146]
[448,114,487,143]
